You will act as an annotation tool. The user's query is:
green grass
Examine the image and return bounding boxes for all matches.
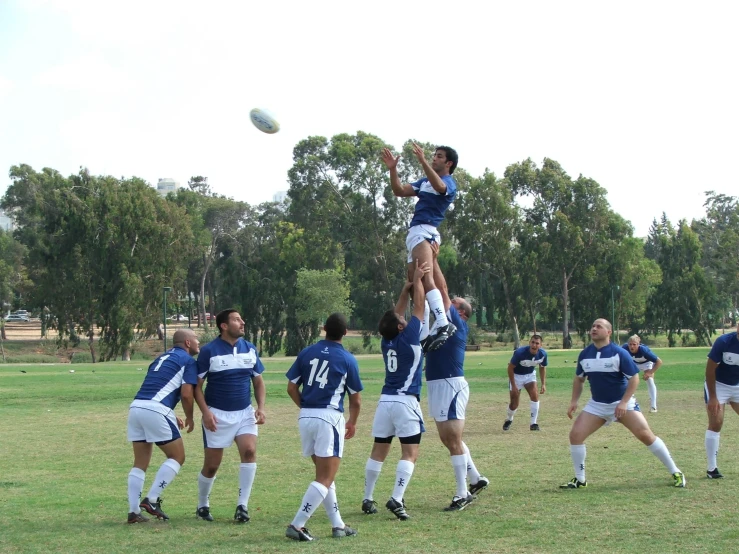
[0,348,735,553]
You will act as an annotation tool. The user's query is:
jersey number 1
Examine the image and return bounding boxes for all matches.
[153,354,170,372]
[308,358,329,388]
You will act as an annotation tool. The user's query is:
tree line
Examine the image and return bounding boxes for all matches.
[0,132,735,360]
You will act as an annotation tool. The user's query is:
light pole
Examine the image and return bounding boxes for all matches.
[163,287,172,350]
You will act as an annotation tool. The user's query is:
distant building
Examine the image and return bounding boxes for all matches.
[156,178,180,197]
[273,190,288,203]
[0,209,14,232]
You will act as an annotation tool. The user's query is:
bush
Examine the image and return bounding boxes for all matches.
[4,355,60,364]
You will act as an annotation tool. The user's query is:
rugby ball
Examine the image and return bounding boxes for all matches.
[249,108,280,134]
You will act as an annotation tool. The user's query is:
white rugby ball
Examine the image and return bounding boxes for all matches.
[249,108,280,134]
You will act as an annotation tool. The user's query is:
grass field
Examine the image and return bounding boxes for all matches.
[1,347,737,553]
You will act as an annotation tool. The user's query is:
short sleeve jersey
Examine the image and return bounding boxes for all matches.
[381,316,423,397]
[510,346,548,375]
[134,345,198,410]
[197,336,265,411]
[409,175,457,229]
[621,343,659,371]
[708,332,739,386]
[286,340,363,412]
[425,305,467,381]
[576,342,638,403]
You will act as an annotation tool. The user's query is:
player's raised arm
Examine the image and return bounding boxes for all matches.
[382,148,415,197]
[412,143,447,194]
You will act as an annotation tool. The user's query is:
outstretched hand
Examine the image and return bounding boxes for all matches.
[411,142,427,164]
[381,148,400,170]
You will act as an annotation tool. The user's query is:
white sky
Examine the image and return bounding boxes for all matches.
[1,0,737,237]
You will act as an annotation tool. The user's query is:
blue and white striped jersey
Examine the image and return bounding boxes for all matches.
[286,340,363,412]
[134,345,198,410]
[381,316,423,397]
[576,343,638,404]
[708,332,739,386]
[425,306,467,381]
[510,345,548,375]
[409,175,457,229]
[197,337,265,411]
[621,343,659,370]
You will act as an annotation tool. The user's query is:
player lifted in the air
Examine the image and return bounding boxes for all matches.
[382,143,458,352]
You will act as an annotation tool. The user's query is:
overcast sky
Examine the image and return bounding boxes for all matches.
[1,0,737,237]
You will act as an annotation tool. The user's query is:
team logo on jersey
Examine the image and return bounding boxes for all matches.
[322,347,330,354]
[724,353,739,366]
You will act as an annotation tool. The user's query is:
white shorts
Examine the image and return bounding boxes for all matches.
[583,396,640,424]
[406,225,441,263]
[127,400,180,444]
[202,405,258,449]
[510,372,537,390]
[371,395,425,438]
[298,408,345,458]
[427,377,470,421]
[705,381,739,405]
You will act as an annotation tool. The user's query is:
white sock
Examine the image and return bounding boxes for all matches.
[706,430,720,471]
[646,378,657,409]
[198,473,216,508]
[322,482,344,528]
[128,468,145,513]
[451,454,468,498]
[291,481,328,529]
[530,401,540,425]
[147,459,180,502]
[507,407,517,421]
[647,437,679,474]
[392,460,414,502]
[237,462,257,507]
[364,458,383,500]
[462,442,481,484]
[420,301,431,341]
[570,444,586,482]
[426,289,449,328]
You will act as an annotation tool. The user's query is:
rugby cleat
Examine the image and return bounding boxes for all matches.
[427,323,457,351]
[503,419,513,431]
[530,423,540,431]
[286,525,315,541]
[386,497,410,520]
[127,511,149,524]
[469,476,489,496]
[706,468,724,479]
[332,525,358,538]
[195,506,214,521]
[443,493,474,511]
[560,478,587,489]
[361,498,378,514]
[649,407,658,413]
[234,504,250,523]
[672,471,686,488]
[139,497,168,520]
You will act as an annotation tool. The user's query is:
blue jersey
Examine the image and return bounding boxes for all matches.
[381,316,423,397]
[621,343,659,370]
[134,345,198,410]
[197,336,265,411]
[409,175,457,229]
[708,332,739,386]
[576,342,638,404]
[510,345,548,375]
[286,340,363,411]
[425,306,467,381]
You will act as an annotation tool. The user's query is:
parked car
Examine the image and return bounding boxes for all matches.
[4,314,30,322]
[169,314,188,321]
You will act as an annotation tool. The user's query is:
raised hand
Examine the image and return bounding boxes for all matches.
[381,148,400,170]
[412,142,427,164]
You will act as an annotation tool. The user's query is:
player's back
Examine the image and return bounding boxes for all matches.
[287,340,362,411]
[134,346,196,409]
[381,317,423,397]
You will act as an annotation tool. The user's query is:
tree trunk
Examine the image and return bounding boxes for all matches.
[562,268,570,349]
[200,253,209,329]
[88,327,97,364]
[122,347,131,361]
[501,277,521,348]
[208,274,216,328]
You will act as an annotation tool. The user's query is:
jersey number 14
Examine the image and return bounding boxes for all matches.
[308,358,330,388]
